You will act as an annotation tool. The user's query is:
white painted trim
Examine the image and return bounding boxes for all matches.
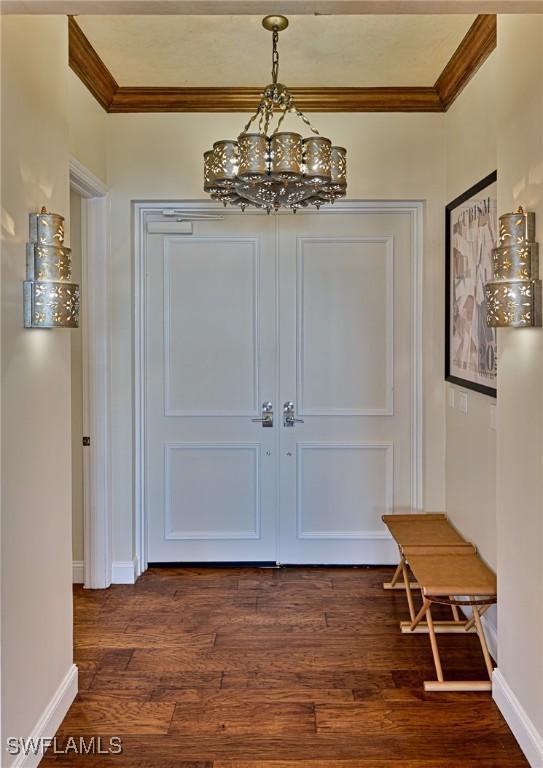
[69,157,108,199]
[493,669,543,768]
[8,665,78,768]
[133,200,424,573]
[112,560,138,584]
[72,561,85,583]
[70,159,112,590]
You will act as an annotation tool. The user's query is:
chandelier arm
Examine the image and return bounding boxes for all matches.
[290,103,321,136]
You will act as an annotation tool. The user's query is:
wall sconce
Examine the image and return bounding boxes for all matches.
[24,207,79,328]
[485,207,542,328]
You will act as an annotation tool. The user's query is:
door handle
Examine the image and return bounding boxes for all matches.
[252,401,273,427]
[283,401,304,427]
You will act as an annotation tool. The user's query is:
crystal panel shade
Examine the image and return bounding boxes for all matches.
[485,207,542,328]
[203,18,347,212]
[24,209,80,329]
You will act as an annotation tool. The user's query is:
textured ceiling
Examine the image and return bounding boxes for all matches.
[76,14,476,87]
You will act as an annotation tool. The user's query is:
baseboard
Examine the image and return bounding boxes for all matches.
[72,561,84,584]
[493,669,543,768]
[7,664,78,768]
[112,559,137,584]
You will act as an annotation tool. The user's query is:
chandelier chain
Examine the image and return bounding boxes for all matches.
[272,30,279,84]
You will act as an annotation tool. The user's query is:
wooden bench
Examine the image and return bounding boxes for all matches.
[401,544,497,692]
[382,513,470,625]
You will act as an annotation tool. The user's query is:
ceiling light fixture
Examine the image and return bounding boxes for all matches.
[203,15,347,213]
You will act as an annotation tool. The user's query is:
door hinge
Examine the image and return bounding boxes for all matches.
[82,436,91,447]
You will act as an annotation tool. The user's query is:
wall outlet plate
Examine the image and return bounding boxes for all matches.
[490,404,496,431]
[458,391,468,414]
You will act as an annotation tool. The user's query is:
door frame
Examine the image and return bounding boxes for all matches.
[70,158,112,588]
[133,200,423,575]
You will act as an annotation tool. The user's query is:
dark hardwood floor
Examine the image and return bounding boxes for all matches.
[43,566,528,767]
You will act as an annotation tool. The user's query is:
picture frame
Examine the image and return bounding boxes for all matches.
[445,171,498,398]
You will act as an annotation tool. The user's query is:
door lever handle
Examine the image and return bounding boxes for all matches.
[252,401,273,427]
[283,401,304,427]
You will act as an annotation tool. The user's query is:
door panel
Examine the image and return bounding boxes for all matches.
[164,238,259,416]
[146,214,277,563]
[297,237,393,415]
[278,212,413,564]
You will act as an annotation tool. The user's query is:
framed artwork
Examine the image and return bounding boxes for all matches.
[445,171,498,397]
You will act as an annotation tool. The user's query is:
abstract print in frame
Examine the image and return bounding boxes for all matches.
[445,171,497,397]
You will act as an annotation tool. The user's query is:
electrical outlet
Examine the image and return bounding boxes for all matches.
[458,391,468,414]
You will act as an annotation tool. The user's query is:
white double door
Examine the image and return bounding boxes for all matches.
[145,207,414,564]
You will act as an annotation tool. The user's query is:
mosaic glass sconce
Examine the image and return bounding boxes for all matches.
[24,208,79,328]
[485,207,542,328]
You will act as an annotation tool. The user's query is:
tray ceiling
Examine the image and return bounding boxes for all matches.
[76,14,476,88]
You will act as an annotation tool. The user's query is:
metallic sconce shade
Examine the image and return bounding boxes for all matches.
[24,281,80,328]
[29,210,65,246]
[303,137,332,183]
[270,132,303,179]
[499,209,536,245]
[485,207,542,328]
[238,133,268,179]
[24,208,80,329]
[492,243,539,282]
[485,280,541,328]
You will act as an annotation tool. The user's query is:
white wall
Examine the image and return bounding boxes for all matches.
[106,110,448,564]
[1,16,75,764]
[444,53,498,572]
[68,69,108,184]
[494,13,543,750]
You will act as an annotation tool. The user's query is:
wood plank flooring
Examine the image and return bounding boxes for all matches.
[42,566,528,767]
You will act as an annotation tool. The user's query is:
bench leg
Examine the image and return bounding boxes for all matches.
[425,603,444,683]
[402,560,417,623]
[450,598,461,622]
[416,600,494,693]
[472,604,494,680]
[383,556,419,590]
[464,602,491,632]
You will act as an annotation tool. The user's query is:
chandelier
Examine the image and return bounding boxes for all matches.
[203,15,347,212]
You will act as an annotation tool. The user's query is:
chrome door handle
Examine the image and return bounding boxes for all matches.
[283,401,304,427]
[252,401,273,427]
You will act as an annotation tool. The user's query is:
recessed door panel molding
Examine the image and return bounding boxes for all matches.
[296,236,394,416]
[296,443,393,540]
[164,236,260,417]
[164,442,261,540]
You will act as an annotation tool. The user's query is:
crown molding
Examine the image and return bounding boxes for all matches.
[435,14,497,109]
[68,14,496,113]
[68,15,118,111]
[109,86,443,113]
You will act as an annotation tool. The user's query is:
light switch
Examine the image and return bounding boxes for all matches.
[448,387,455,408]
[490,404,496,431]
[458,391,468,414]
